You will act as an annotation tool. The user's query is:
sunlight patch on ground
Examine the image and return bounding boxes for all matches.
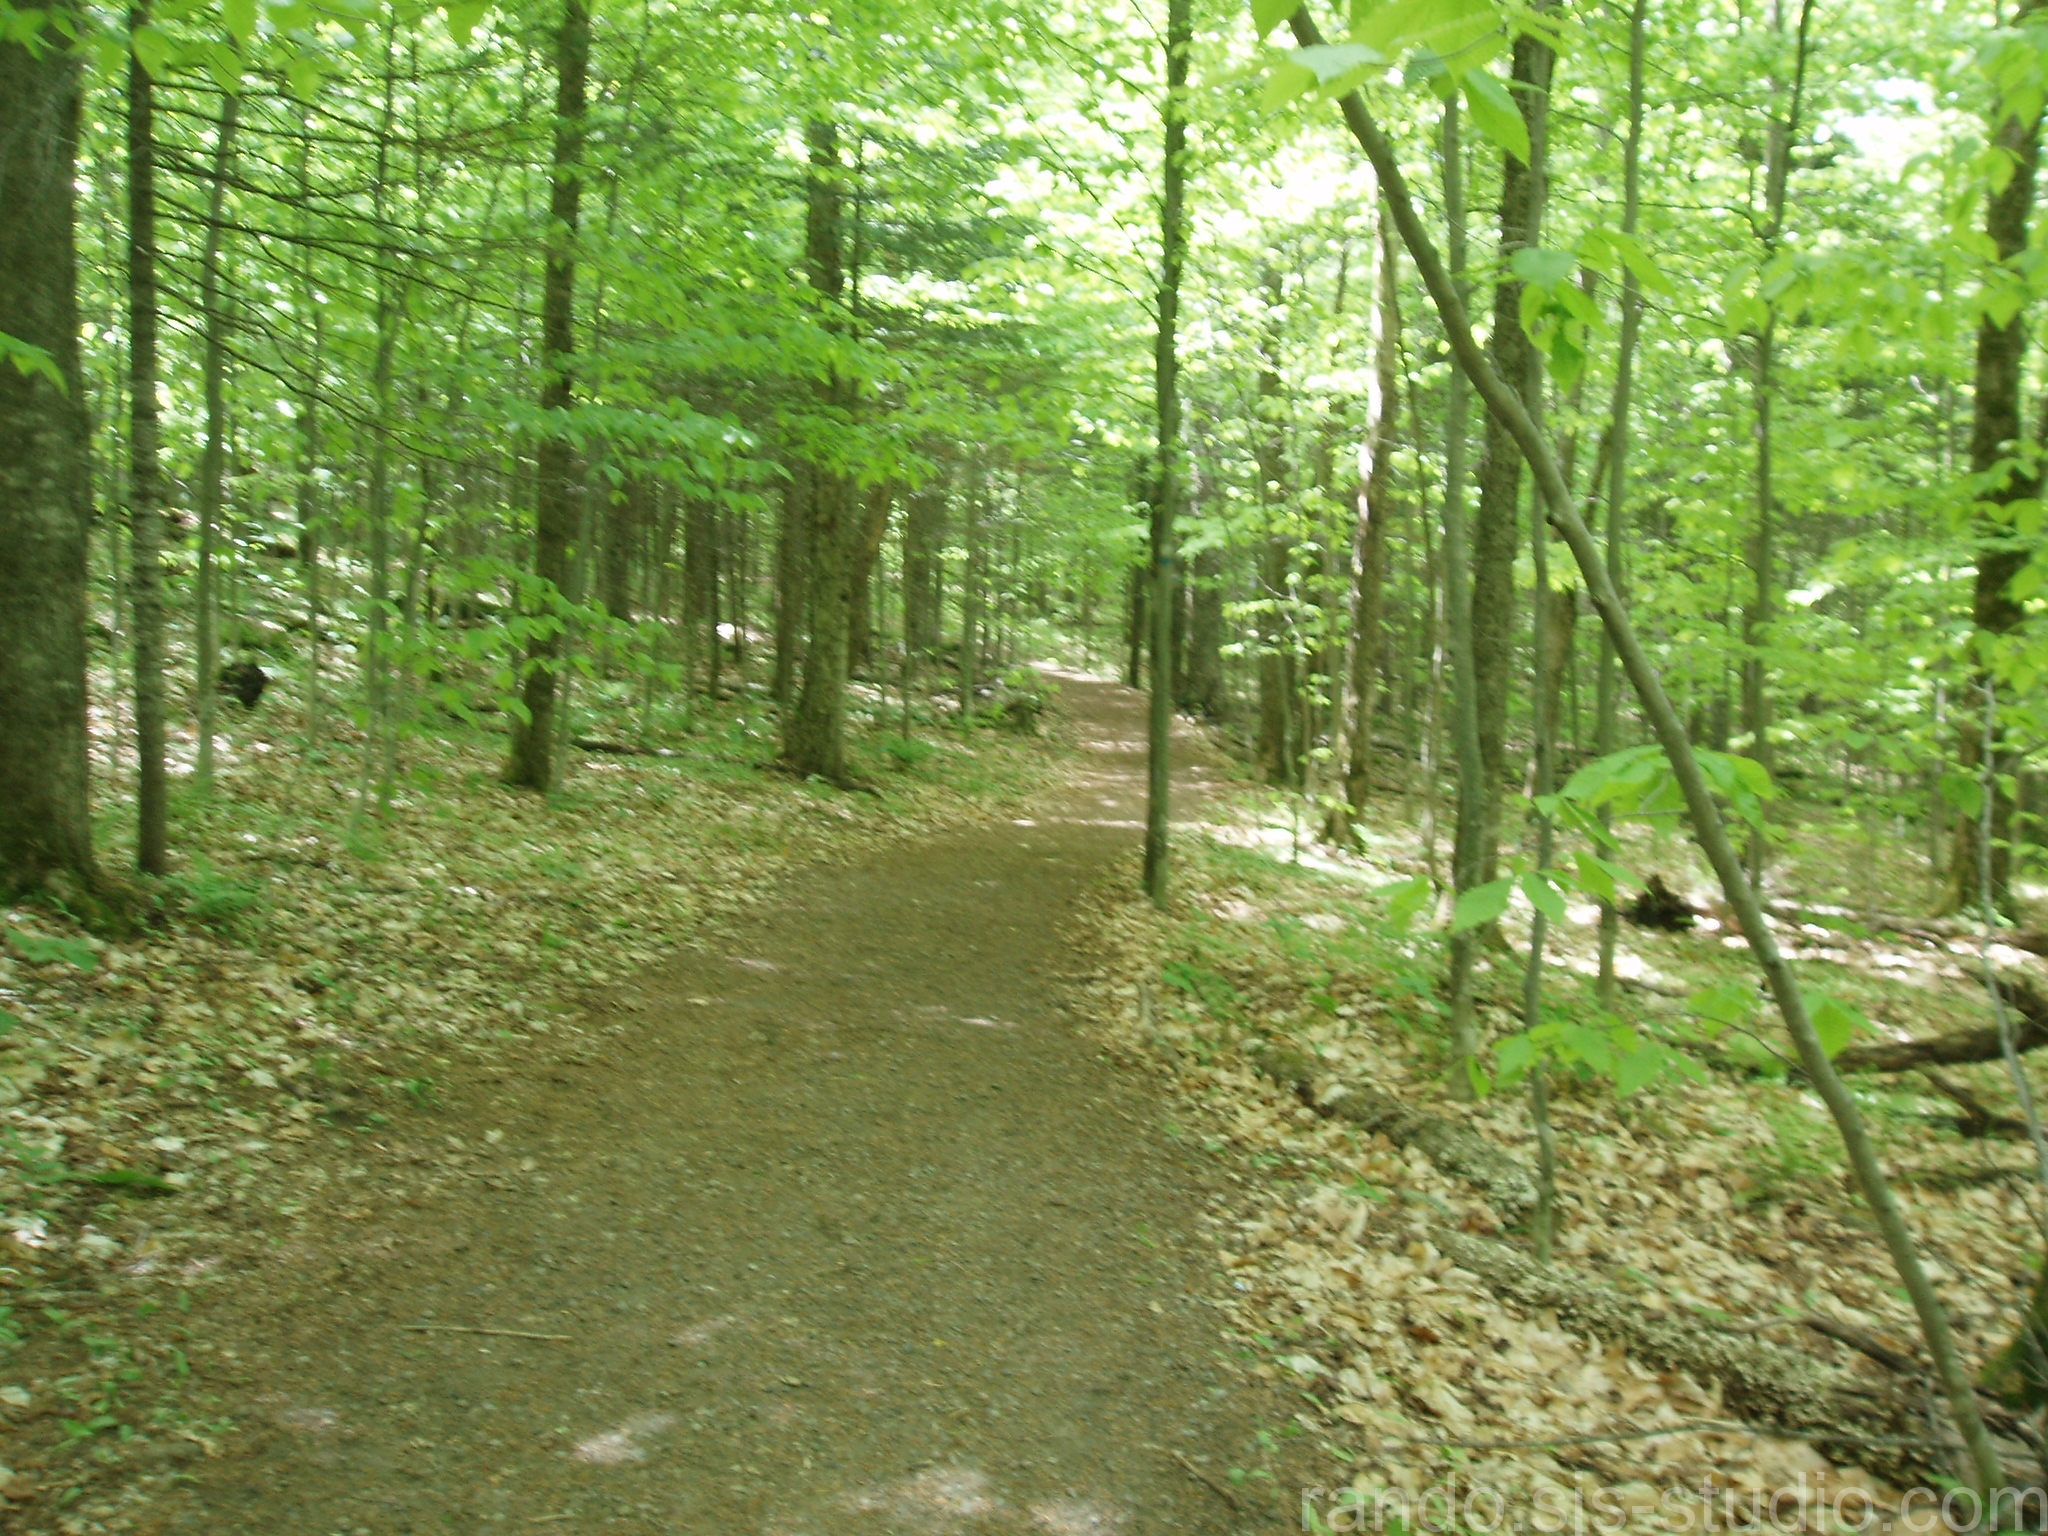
[573,1412,676,1464]
[1028,1496,1129,1533]
[849,1465,1003,1525]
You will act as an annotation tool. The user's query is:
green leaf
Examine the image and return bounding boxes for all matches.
[222,0,256,44]
[1450,877,1513,934]
[5,929,96,971]
[1688,981,1757,1031]
[1495,1032,1535,1080]
[1510,246,1576,288]
[1519,870,1566,924]
[1572,850,1618,903]
[1461,68,1528,164]
[1371,873,1433,934]
[0,331,65,393]
[1614,1044,1663,1097]
[1807,992,1868,1059]
[1252,0,1297,39]
[131,20,174,78]
[443,0,489,42]
[1290,41,1382,83]
[1259,55,1320,110]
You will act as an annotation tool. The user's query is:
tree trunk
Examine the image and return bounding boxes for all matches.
[1739,0,1817,885]
[0,3,97,898]
[600,475,641,622]
[773,465,809,705]
[960,472,984,717]
[1124,563,1145,688]
[1596,0,1650,1004]
[684,499,717,693]
[1143,0,1191,903]
[1340,215,1402,818]
[1940,1,2045,917]
[193,94,240,796]
[1450,27,1552,1093]
[902,479,944,657]
[1292,2,2008,1485]
[1180,542,1224,718]
[1255,275,1295,787]
[847,482,893,677]
[786,119,856,781]
[507,0,589,792]
[126,11,168,875]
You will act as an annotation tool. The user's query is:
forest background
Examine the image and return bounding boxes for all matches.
[6,0,2048,1513]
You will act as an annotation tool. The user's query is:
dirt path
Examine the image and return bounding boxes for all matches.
[149,678,1302,1536]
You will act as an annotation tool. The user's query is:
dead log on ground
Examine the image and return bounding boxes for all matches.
[1247,1039,1537,1219]
[1834,978,2048,1072]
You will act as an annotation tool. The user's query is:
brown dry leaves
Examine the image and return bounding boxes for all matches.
[1064,828,2041,1532]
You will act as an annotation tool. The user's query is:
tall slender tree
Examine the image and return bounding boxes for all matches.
[1143,0,1192,902]
[508,0,592,792]
[0,0,96,899]
[126,6,169,875]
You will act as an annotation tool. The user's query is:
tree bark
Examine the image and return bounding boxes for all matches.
[1739,0,1817,885]
[902,479,944,657]
[126,11,168,876]
[1596,0,1650,1004]
[1340,216,1402,818]
[1180,542,1224,718]
[0,2,96,898]
[1255,275,1295,788]
[1449,26,1552,1094]
[1143,0,1192,903]
[508,0,589,792]
[847,482,893,676]
[785,119,856,781]
[773,464,809,705]
[193,94,240,796]
[1939,1,2045,917]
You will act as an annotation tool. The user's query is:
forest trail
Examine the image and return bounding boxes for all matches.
[153,678,1304,1536]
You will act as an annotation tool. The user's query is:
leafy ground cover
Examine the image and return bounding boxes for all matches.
[1066,792,2043,1532]
[0,686,1051,1521]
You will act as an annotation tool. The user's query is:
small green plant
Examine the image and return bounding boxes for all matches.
[396,1075,439,1108]
[4,927,96,971]
[881,734,934,769]
[167,856,261,931]
[1737,1105,1838,1206]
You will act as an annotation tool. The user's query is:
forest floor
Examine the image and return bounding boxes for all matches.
[1,677,1319,1535]
[6,674,2047,1535]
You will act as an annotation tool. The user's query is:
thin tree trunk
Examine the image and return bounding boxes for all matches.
[1339,214,1403,820]
[1182,542,1224,718]
[774,465,809,706]
[193,94,240,796]
[1740,0,1817,884]
[126,10,168,875]
[1291,3,2007,1488]
[0,0,97,897]
[1450,27,1553,1096]
[1255,274,1295,787]
[785,119,856,780]
[1440,101,1483,923]
[507,0,589,791]
[1596,0,1649,1004]
[1143,0,1192,903]
[1939,0,2046,919]
[903,479,944,657]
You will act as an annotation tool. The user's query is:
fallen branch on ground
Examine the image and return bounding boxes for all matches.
[1246,1039,1537,1220]
[1834,979,2048,1072]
